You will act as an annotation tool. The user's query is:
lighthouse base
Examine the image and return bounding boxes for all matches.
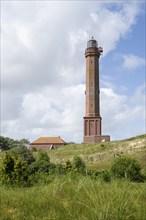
[84,135,110,143]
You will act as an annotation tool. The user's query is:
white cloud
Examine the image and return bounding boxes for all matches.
[1,1,145,142]
[123,54,145,70]
[1,84,145,142]
[1,84,85,142]
[101,85,145,140]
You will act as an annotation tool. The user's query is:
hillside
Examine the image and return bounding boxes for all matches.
[46,134,146,171]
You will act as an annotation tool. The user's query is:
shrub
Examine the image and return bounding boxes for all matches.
[111,156,143,182]
[13,156,28,185]
[0,152,29,186]
[0,152,15,185]
[9,146,35,164]
[28,160,50,174]
[88,169,111,182]
[98,170,111,182]
[36,151,50,163]
[64,160,72,172]
[71,156,86,173]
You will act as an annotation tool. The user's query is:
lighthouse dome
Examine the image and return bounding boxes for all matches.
[87,37,98,48]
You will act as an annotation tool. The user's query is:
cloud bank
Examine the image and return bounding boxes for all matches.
[1,1,145,142]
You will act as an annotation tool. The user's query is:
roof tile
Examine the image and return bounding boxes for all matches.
[30,136,65,144]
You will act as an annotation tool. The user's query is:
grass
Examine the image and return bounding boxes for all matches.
[124,134,146,141]
[41,134,146,171]
[1,175,146,220]
[1,134,146,219]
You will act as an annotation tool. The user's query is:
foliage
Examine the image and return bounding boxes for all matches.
[9,146,35,164]
[87,169,111,182]
[0,152,28,186]
[111,156,143,182]
[13,157,28,185]
[36,150,50,163]
[0,152,15,184]
[0,136,30,151]
[0,138,145,187]
[71,156,86,173]
[64,160,72,172]
[28,160,50,174]
[98,170,111,182]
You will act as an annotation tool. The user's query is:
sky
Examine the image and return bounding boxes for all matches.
[1,0,146,143]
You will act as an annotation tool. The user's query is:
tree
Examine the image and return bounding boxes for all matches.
[111,156,142,182]
[0,136,12,150]
[0,136,30,151]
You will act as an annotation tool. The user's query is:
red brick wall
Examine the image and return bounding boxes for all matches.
[84,135,110,143]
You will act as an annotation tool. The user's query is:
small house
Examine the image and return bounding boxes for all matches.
[29,136,66,150]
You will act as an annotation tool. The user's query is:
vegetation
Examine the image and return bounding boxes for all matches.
[0,134,146,219]
[111,156,143,182]
[0,136,29,151]
[1,176,146,220]
[44,134,146,171]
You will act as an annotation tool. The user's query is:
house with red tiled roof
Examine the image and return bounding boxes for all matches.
[29,136,66,150]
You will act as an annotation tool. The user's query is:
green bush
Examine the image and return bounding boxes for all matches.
[0,152,29,186]
[36,151,50,163]
[98,170,111,182]
[64,160,72,172]
[0,152,15,185]
[9,146,35,164]
[28,160,50,174]
[71,156,86,173]
[111,156,143,182]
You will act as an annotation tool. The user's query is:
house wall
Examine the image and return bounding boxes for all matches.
[29,143,65,150]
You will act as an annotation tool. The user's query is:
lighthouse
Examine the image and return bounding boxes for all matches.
[83,37,110,143]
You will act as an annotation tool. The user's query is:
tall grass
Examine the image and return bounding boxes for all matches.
[1,175,146,220]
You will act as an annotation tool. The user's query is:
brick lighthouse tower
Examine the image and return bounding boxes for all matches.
[83,37,110,143]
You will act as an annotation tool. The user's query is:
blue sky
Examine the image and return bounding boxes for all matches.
[1,0,145,143]
[101,6,145,93]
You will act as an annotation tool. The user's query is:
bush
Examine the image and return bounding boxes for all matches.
[111,156,143,182]
[13,156,28,185]
[28,160,50,174]
[98,170,111,182]
[0,152,29,186]
[71,156,86,173]
[36,151,50,163]
[0,152,15,185]
[88,169,111,182]
[9,146,35,164]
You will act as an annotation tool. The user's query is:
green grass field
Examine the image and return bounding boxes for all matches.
[44,134,146,171]
[1,176,146,220]
[1,134,146,220]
